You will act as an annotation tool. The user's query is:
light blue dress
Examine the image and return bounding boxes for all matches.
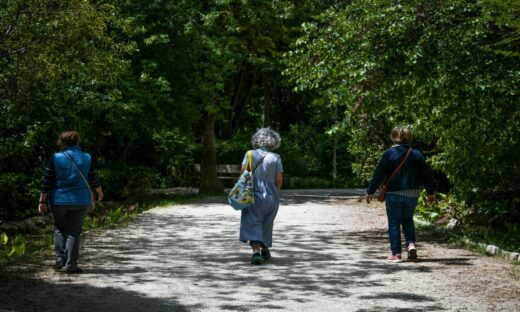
[239,148,283,247]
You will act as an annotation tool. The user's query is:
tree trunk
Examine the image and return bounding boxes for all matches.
[199,111,223,194]
[263,73,271,127]
[230,71,255,136]
[331,105,337,179]
[332,134,337,179]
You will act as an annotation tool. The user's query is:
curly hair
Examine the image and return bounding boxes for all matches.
[251,128,281,150]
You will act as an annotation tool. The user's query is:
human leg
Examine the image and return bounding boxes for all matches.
[385,195,404,255]
[401,197,418,245]
[50,205,68,267]
[402,197,419,259]
[249,240,264,264]
[63,205,88,271]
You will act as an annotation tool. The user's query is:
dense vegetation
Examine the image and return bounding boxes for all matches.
[1,0,519,230]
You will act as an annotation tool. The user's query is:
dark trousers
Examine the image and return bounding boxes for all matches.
[50,205,88,269]
[385,194,418,255]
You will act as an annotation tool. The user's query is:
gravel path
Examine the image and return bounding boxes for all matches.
[1,189,519,311]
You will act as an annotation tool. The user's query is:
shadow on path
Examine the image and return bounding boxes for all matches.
[0,270,198,312]
[0,191,485,311]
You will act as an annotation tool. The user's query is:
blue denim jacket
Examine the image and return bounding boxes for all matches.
[367,145,434,195]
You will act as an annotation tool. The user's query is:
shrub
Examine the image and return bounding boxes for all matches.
[97,166,160,202]
[216,132,251,164]
[152,130,198,186]
[0,173,36,222]
[284,176,332,189]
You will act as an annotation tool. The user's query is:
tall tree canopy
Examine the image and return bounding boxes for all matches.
[283,0,520,222]
[1,0,518,226]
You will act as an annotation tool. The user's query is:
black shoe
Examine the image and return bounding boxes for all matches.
[53,261,65,271]
[250,252,263,265]
[65,267,83,274]
[261,249,271,260]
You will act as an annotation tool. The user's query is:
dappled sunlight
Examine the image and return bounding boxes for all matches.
[1,190,517,311]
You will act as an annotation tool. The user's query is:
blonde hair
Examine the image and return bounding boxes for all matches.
[390,126,412,144]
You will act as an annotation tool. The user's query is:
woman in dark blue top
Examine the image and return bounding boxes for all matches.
[366,126,435,262]
[38,131,103,273]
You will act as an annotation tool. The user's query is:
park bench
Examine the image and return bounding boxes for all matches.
[193,163,242,186]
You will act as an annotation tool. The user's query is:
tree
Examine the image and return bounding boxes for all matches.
[0,0,130,220]
[284,0,520,223]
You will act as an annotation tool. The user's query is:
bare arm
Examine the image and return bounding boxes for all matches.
[275,172,283,191]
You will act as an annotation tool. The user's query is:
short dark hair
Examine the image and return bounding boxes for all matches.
[57,131,80,148]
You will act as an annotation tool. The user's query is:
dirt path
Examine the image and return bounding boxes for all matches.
[1,189,519,311]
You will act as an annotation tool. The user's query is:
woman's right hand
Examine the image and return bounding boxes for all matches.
[38,203,48,216]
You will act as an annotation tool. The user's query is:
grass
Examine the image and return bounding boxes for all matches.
[415,191,520,255]
[453,224,520,253]
[416,218,520,258]
[0,192,202,266]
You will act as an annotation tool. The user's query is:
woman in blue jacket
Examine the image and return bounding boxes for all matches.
[366,126,435,262]
[38,131,103,273]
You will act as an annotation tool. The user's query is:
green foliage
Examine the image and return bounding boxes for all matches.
[216,133,251,164]
[0,232,26,263]
[153,130,199,186]
[97,166,160,202]
[284,0,520,224]
[481,0,520,57]
[0,173,35,222]
[459,222,520,253]
[122,168,160,202]
[416,191,460,223]
[278,123,350,179]
[284,177,331,189]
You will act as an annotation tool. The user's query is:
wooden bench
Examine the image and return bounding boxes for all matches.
[193,164,242,186]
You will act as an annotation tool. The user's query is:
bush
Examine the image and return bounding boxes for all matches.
[0,173,36,222]
[97,166,160,202]
[284,176,331,189]
[216,132,251,164]
[152,130,198,187]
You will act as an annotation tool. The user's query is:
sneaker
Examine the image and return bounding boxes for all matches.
[261,249,271,261]
[407,243,418,260]
[387,253,402,262]
[250,252,264,265]
[53,261,65,271]
[65,267,83,274]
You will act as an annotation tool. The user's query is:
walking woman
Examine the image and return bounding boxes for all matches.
[240,128,283,264]
[38,131,103,273]
[366,126,435,262]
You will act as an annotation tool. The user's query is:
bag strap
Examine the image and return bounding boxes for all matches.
[63,151,92,194]
[245,150,266,173]
[381,147,412,190]
[246,150,253,171]
[252,153,267,173]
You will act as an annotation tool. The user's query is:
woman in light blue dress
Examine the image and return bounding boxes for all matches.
[240,128,283,264]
